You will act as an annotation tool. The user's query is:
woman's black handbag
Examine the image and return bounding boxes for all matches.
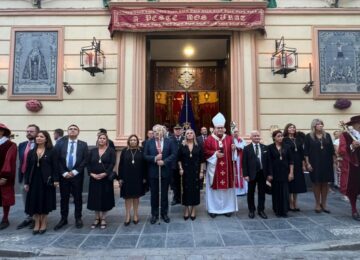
[107,171,118,182]
[46,176,54,186]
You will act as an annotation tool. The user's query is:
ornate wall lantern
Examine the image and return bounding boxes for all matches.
[80,37,106,77]
[271,36,298,78]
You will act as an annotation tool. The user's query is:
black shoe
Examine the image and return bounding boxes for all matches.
[150,216,158,225]
[124,221,130,226]
[352,212,360,221]
[320,205,330,214]
[161,214,170,223]
[17,219,32,230]
[282,214,288,218]
[258,211,268,219]
[39,229,47,234]
[75,219,83,228]
[224,213,232,217]
[29,220,35,229]
[248,211,255,219]
[0,221,9,230]
[32,230,39,235]
[183,215,189,221]
[209,213,216,218]
[190,215,196,221]
[54,219,68,231]
[133,220,139,225]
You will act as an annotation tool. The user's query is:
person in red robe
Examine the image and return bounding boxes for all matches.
[338,115,360,221]
[0,123,17,229]
[204,113,237,218]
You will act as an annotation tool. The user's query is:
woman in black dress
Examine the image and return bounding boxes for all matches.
[304,119,336,213]
[118,135,146,226]
[283,123,307,212]
[178,129,205,221]
[24,131,59,234]
[87,133,116,229]
[268,130,294,217]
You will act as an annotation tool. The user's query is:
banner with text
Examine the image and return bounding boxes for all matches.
[109,7,265,34]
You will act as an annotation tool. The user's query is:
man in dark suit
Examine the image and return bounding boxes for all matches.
[242,130,271,219]
[144,124,177,224]
[196,126,208,148]
[170,124,184,206]
[141,129,154,148]
[17,124,39,230]
[54,124,88,230]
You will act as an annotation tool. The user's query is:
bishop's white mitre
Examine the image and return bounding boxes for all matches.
[212,112,226,127]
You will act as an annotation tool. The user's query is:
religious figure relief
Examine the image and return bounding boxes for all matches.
[317,30,360,94]
[22,40,48,81]
[10,29,61,98]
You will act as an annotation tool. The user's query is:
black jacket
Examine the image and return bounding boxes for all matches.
[242,143,270,181]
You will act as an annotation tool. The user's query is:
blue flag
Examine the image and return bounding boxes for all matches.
[179,92,196,132]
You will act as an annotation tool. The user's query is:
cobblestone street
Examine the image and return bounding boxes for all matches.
[0,188,359,259]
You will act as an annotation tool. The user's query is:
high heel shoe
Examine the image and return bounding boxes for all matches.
[39,229,47,234]
[190,215,196,221]
[32,229,39,235]
[183,215,189,221]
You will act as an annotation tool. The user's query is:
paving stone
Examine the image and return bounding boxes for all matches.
[51,234,87,249]
[80,235,112,249]
[168,221,192,233]
[241,220,269,231]
[192,221,218,233]
[194,233,223,247]
[221,231,252,246]
[166,233,194,248]
[273,229,310,244]
[246,231,280,245]
[108,234,139,249]
[300,227,339,242]
[287,217,318,229]
[262,219,293,230]
[215,219,243,232]
[137,234,166,248]
[143,223,168,234]
[186,255,204,260]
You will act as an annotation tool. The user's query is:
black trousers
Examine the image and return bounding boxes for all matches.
[59,175,83,220]
[149,176,170,216]
[247,170,266,212]
[171,169,181,202]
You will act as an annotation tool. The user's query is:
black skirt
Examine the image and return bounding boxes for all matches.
[25,166,56,215]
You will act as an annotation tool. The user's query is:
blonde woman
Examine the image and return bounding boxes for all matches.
[304,119,336,214]
[178,129,205,220]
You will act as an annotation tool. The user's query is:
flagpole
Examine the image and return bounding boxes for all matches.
[185,90,188,124]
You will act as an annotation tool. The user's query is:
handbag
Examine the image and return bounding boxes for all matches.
[107,171,118,182]
[46,176,54,186]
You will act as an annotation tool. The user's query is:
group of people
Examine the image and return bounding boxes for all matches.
[0,113,359,235]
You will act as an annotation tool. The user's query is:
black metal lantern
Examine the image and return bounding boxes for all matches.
[271,36,298,78]
[80,37,105,77]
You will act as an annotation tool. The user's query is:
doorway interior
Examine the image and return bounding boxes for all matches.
[146,35,231,134]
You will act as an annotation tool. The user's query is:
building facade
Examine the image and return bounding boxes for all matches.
[1,0,360,146]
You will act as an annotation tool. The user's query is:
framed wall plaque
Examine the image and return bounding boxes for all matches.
[313,27,360,99]
[8,27,64,100]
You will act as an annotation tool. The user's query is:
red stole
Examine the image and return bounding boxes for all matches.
[204,134,234,190]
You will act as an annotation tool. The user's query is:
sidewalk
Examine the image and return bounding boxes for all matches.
[0,188,360,259]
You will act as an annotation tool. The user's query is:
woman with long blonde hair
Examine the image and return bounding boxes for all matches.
[304,119,336,213]
[178,129,205,220]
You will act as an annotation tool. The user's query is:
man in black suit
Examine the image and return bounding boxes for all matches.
[242,130,271,219]
[17,124,39,230]
[196,126,208,148]
[170,124,184,206]
[144,124,177,224]
[54,124,88,230]
[141,129,154,148]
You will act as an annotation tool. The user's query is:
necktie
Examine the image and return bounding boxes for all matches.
[255,144,259,156]
[156,139,161,154]
[68,141,75,170]
[21,142,31,173]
